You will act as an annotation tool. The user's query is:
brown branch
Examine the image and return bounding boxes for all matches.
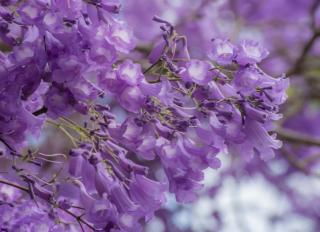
[287,31,320,76]
[287,0,320,76]
[277,128,320,147]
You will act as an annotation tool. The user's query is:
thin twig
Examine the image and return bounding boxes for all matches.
[0,137,16,152]
[0,179,28,192]
[143,59,162,74]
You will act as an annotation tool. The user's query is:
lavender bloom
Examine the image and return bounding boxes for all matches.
[236,40,269,66]
[117,59,144,86]
[106,21,136,54]
[208,38,236,65]
[180,59,212,85]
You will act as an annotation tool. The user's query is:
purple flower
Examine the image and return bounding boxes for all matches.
[180,59,212,85]
[130,174,166,219]
[230,120,282,161]
[208,38,236,65]
[45,85,75,119]
[119,86,145,113]
[106,20,136,54]
[236,40,269,65]
[117,59,144,86]
[233,67,263,95]
[148,40,166,64]
[89,42,117,65]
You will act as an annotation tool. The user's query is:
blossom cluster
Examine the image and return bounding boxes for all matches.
[123,0,320,230]
[0,0,134,152]
[0,0,289,231]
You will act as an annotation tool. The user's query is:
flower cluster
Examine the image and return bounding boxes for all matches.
[0,1,289,231]
[0,0,134,152]
[122,0,320,230]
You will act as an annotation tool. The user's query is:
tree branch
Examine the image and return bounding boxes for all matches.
[287,31,320,76]
[287,0,320,76]
[277,127,320,147]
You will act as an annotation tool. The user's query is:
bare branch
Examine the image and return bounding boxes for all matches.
[277,128,320,147]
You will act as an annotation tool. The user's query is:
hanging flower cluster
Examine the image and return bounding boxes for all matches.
[0,0,289,231]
